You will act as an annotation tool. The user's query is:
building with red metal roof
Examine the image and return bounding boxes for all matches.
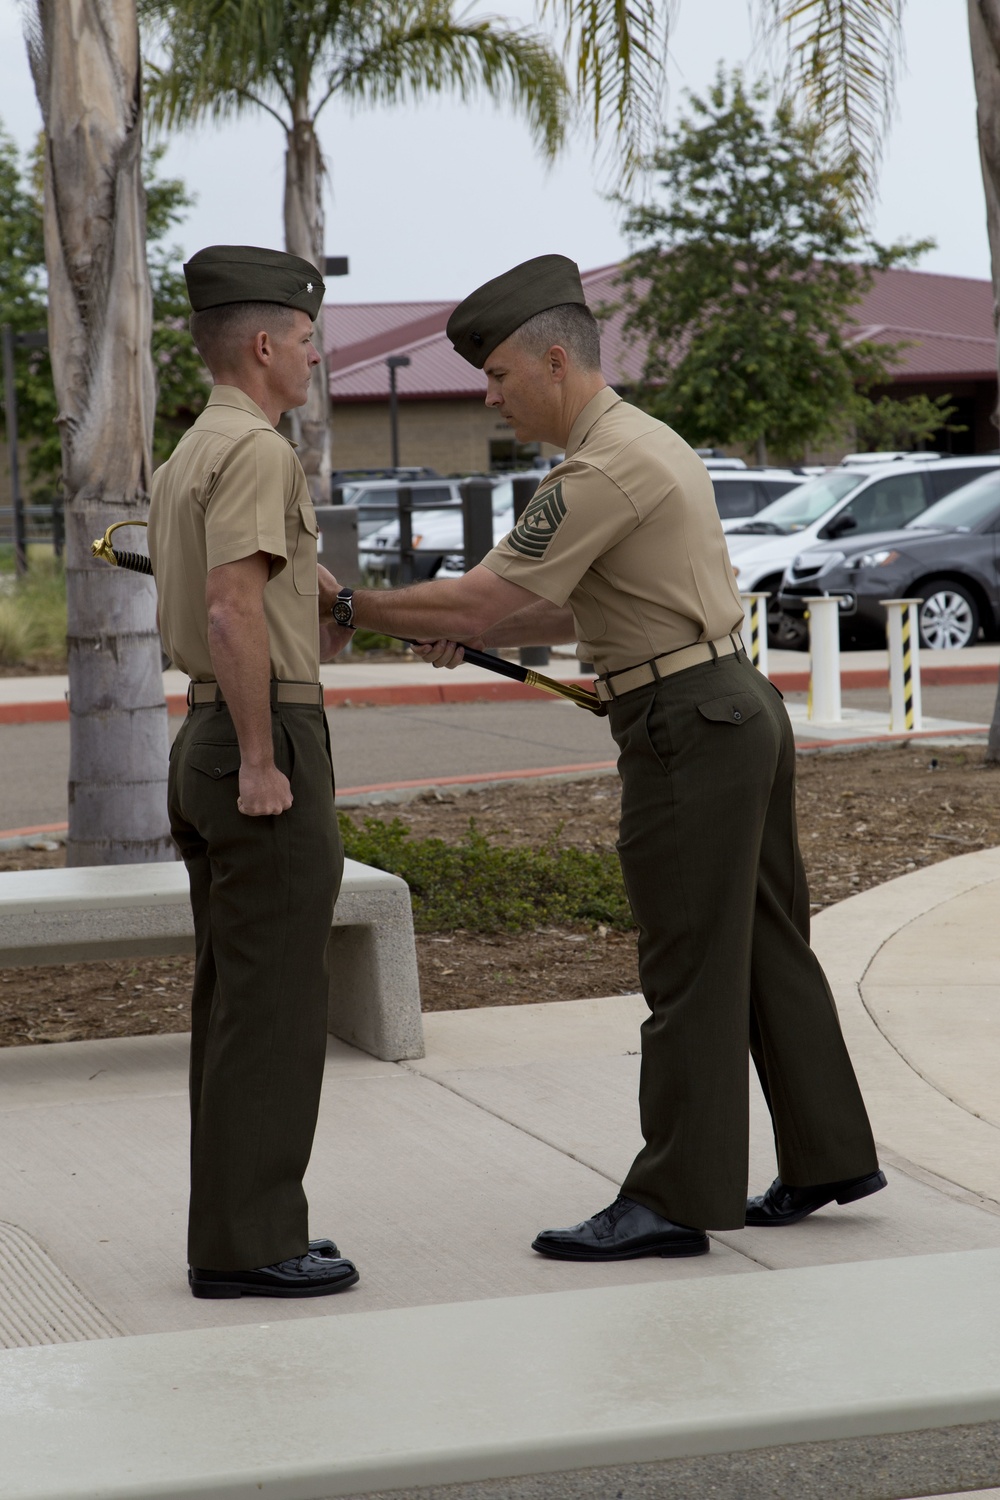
[323,265,997,474]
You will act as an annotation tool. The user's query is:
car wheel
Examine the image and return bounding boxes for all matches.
[768,610,809,651]
[917,580,980,650]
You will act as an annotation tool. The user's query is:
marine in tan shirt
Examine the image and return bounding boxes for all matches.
[483,385,743,675]
[151,244,358,1303]
[329,253,883,1259]
[149,384,320,684]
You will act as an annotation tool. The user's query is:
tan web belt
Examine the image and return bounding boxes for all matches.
[187,680,324,708]
[594,635,742,703]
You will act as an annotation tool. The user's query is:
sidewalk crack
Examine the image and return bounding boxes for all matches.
[398,1062,764,1267]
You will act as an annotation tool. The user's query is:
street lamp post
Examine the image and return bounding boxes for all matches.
[386,355,411,471]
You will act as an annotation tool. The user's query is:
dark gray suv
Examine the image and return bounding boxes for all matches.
[777,470,1000,649]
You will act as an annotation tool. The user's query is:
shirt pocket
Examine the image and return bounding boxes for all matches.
[291,499,319,596]
[570,585,606,643]
[697,692,763,727]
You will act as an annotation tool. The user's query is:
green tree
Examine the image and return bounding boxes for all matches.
[139,0,571,504]
[618,71,926,464]
[0,125,57,491]
[144,151,210,461]
[853,392,966,453]
[0,125,205,488]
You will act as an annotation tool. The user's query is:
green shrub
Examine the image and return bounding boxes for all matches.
[0,555,67,666]
[350,629,406,654]
[338,815,633,933]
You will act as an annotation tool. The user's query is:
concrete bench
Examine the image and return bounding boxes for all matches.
[0,1248,998,1499]
[0,859,424,1061]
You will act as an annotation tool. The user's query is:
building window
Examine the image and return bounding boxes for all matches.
[490,437,542,472]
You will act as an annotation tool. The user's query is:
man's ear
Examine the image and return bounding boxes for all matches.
[252,330,272,366]
[548,344,569,383]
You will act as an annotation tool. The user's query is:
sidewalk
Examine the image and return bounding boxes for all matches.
[0,849,998,1497]
[0,848,997,1339]
[2,643,998,722]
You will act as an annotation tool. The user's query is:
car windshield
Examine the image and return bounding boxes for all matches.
[491,480,514,516]
[734,470,865,533]
[905,471,1000,531]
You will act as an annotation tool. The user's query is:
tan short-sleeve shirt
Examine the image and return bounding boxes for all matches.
[148,386,320,682]
[481,388,744,675]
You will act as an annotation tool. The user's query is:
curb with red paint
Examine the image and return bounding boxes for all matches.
[1,721,991,849]
[0,661,997,726]
[0,764,622,845]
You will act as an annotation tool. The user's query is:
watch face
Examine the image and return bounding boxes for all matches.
[333,601,353,626]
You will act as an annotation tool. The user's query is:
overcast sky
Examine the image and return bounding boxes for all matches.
[0,0,984,303]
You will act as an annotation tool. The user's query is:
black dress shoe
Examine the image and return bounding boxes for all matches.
[745,1170,887,1227]
[188,1251,359,1299]
[309,1237,339,1257]
[532,1195,709,1261]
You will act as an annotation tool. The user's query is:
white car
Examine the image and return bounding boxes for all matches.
[724,454,1000,646]
[340,478,463,542]
[364,472,550,580]
[709,467,806,525]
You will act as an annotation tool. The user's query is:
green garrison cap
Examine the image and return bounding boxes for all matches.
[183,245,325,320]
[447,254,586,369]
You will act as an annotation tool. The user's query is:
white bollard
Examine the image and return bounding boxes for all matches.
[804,596,845,724]
[881,598,923,732]
[740,592,770,677]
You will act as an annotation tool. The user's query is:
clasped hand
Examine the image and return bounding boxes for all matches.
[410,637,482,669]
[236,763,293,817]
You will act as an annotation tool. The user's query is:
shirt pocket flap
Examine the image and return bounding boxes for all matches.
[187,742,242,780]
[298,499,319,536]
[697,692,762,726]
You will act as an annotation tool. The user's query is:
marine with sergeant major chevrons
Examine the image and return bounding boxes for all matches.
[331,252,886,1256]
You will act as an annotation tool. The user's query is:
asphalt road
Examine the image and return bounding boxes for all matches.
[0,684,995,835]
[0,699,616,833]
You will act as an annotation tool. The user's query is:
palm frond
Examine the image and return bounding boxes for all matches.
[327,2,570,160]
[760,0,906,205]
[540,0,667,178]
[140,0,567,160]
[139,0,300,130]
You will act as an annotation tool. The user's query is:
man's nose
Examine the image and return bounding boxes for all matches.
[484,384,501,408]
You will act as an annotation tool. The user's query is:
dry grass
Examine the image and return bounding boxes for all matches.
[0,554,67,668]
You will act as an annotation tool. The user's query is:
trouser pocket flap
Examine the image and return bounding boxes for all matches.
[697,692,762,726]
[188,742,242,779]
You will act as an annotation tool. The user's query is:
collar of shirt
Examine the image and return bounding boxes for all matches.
[565,386,621,459]
[205,384,299,448]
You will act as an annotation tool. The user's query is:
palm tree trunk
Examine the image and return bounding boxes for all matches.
[969,1,1000,762]
[284,109,331,505]
[26,0,173,862]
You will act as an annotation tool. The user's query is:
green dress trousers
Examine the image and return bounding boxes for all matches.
[168,698,343,1270]
[608,649,878,1230]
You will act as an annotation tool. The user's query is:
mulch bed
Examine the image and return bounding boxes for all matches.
[2,743,999,1046]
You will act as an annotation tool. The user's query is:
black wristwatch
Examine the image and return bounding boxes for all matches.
[331,587,355,629]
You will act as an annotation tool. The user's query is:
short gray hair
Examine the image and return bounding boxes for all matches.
[189,301,299,373]
[510,302,602,371]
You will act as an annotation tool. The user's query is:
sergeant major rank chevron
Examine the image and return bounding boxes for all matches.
[508,481,568,559]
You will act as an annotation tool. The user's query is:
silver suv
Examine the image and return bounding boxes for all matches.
[725,454,1000,647]
[338,477,463,542]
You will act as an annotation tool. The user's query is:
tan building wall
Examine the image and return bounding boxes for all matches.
[329,394,869,477]
[330,399,560,475]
